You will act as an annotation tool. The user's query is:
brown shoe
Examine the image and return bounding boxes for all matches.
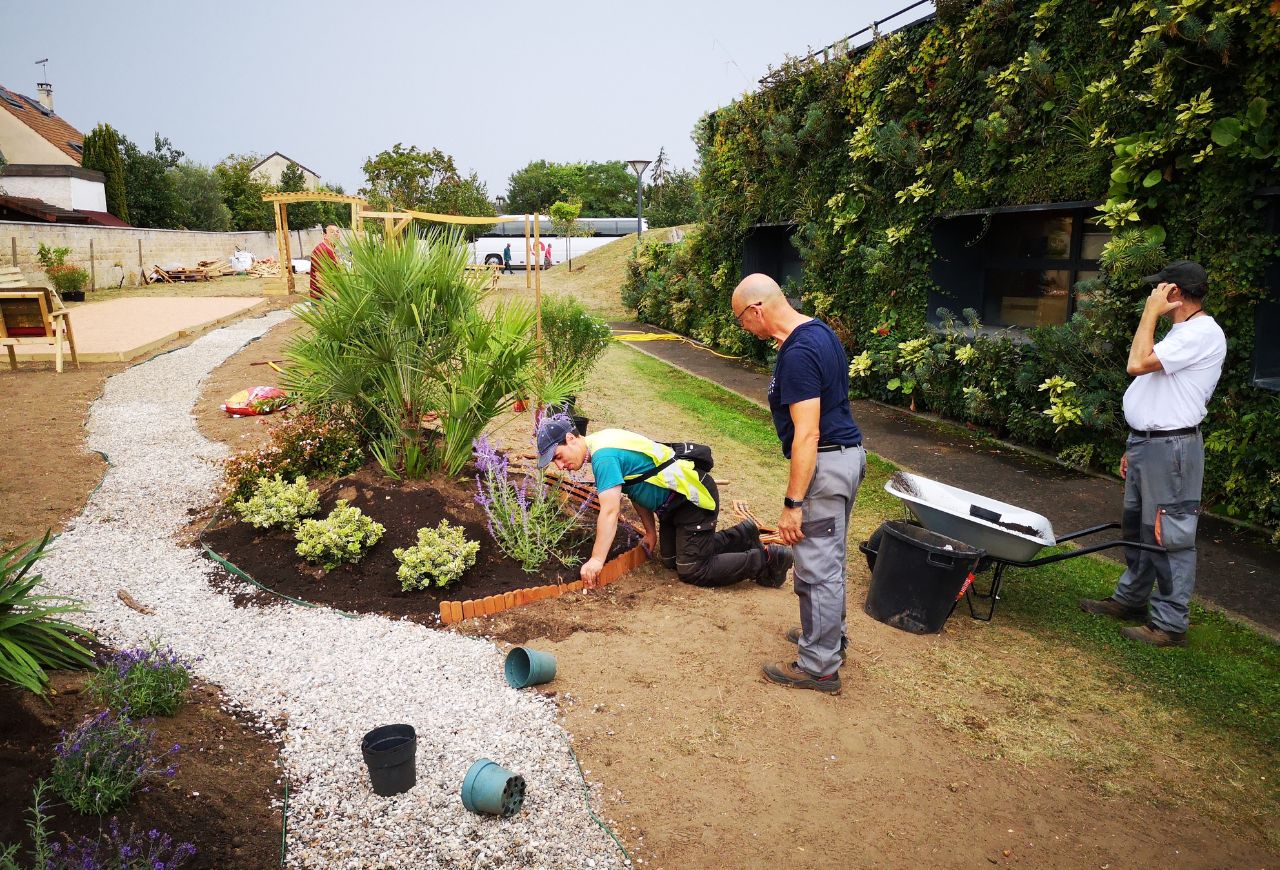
[1079,597,1147,620]
[762,660,841,694]
[1122,623,1188,647]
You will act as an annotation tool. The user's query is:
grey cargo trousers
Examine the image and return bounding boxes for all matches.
[1111,432,1204,633]
[794,445,866,676]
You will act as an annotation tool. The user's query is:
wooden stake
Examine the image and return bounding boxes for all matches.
[524,214,531,289]
[10,237,16,267]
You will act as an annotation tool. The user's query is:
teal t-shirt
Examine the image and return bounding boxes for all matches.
[591,447,669,511]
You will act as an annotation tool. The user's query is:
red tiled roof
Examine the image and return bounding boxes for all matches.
[76,209,130,227]
[0,85,84,164]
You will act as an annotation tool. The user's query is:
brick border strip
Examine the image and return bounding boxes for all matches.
[439,473,648,625]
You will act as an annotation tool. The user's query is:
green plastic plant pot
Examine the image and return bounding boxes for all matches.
[504,647,557,688]
[460,758,526,816]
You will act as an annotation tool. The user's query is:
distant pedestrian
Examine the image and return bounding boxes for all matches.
[1080,260,1226,647]
[732,272,865,695]
[502,243,513,274]
[544,243,552,269]
[309,224,340,300]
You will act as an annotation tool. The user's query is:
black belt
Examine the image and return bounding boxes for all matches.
[817,442,861,453]
[1129,426,1199,438]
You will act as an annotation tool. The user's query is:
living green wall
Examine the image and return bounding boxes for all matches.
[622,0,1280,537]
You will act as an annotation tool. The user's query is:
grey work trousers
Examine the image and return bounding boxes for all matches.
[794,445,866,677]
[1112,432,1204,633]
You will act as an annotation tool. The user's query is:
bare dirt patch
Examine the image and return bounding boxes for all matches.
[0,670,281,868]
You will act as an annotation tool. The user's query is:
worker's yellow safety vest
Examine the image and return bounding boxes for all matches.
[584,429,716,511]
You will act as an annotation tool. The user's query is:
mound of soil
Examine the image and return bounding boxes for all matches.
[0,672,281,869]
[202,463,640,623]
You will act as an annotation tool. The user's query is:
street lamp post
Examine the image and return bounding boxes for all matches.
[627,158,652,240]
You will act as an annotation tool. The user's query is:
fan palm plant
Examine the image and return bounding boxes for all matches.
[284,229,572,477]
[0,534,94,695]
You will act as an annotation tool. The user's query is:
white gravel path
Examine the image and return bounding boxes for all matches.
[37,312,629,869]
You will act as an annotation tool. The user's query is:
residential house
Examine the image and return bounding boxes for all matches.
[251,152,321,190]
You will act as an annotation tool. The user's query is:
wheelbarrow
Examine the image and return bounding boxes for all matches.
[881,471,1167,621]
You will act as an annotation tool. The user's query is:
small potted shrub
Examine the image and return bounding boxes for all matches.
[36,243,90,302]
[232,474,321,530]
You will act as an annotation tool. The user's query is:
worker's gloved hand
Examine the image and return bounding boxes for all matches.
[581,557,605,587]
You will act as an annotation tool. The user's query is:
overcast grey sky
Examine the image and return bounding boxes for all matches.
[1,0,930,200]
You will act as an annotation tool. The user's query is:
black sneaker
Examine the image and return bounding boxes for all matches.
[1079,597,1147,620]
[756,545,793,588]
[784,626,848,661]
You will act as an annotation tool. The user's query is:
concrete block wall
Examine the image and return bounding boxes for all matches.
[1,221,325,288]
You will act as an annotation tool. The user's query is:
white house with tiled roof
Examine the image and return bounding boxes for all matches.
[0,81,115,223]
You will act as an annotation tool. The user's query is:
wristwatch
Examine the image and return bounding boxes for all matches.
[783,496,804,509]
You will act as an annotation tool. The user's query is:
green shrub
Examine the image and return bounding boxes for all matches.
[283,232,547,478]
[295,501,385,570]
[393,520,479,591]
[87,641,193,717]
[223,411,364,504]
[232,474,320,529]
[0,534,94,695]
[539,294,614,390]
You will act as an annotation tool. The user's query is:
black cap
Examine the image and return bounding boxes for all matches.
[536,417,577,468]
[1142,260,1209,297]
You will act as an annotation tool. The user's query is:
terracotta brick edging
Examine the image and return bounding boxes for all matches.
[438,540,647,625]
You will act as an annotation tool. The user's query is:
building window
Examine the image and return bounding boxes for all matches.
[930,203,1109,329]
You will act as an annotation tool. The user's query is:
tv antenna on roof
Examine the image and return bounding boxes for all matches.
[35,58,49,80]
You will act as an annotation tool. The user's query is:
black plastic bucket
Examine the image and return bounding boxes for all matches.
[863,521,981,634]
[361,724,417,796]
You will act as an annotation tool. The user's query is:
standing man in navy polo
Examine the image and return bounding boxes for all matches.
[732,273,866,694]
[1080,261,1226,646]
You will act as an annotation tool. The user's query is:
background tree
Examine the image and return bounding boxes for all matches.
[121,133,182,228]
[215,154,275,232]
[504,160,635,216]
[170,162,231,231]
[360,144,495,239]
[548,199,593,271]
[649,146,670,188]
[644,168,700,228]
[81,124,129,222]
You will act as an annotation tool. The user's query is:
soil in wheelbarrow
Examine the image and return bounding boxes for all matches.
[202,462,641,623]
[0,670,282,869]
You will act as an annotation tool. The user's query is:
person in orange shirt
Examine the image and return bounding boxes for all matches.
[309,225,340,299]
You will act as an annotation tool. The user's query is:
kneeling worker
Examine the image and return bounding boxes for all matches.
[536,417,793,589]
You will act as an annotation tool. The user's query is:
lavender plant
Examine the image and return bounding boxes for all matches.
[473,433,590,572]
[1,780,196,870]
[88,641,194,717]
[50,711,179,815]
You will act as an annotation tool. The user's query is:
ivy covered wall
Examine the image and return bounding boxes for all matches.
[622,0,1280,537]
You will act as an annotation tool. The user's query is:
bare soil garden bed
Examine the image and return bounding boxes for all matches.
[0,671,281,868]
[202,462,640,624]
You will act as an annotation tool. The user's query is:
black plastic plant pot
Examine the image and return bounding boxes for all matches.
[361,724,417,796]
[61,290,86,302]
[550,396,578,416]
[572,416,589,436]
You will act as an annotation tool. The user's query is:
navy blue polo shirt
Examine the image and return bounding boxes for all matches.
[768,319,862,458]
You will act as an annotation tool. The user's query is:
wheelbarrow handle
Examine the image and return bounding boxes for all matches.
[1054,522,1121,543]
[1002,537,1166,569]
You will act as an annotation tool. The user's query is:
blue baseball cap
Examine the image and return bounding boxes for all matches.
[536,417,577,468]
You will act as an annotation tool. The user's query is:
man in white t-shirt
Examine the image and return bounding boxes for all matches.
[1080,261,1226,646]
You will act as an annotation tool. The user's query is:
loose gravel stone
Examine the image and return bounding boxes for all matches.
[37,312,627,869]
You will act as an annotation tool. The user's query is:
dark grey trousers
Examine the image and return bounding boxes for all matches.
[659,475,767,586]
[793,446,866,676]
[1112,432,1204,633]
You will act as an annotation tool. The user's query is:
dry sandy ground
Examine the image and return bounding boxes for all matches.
[6,293,1276,869]
[188,326,1277,870]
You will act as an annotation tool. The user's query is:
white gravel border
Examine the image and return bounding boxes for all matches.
[37,312,628,869]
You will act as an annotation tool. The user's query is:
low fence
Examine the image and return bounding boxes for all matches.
[0,221,325,289]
